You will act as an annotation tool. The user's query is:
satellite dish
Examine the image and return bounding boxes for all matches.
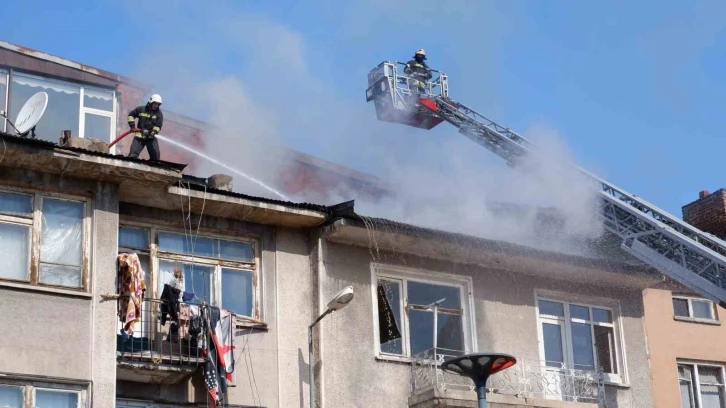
[14,91,48,136]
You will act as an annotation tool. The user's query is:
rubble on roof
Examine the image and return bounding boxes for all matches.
[60,136,110,154]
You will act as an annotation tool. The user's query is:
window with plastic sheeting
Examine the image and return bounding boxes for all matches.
[678,362,726,408]
[0,188,89,291]
[0,380,87,408]
[372,264,473,360]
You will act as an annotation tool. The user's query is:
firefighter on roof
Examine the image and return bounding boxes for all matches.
[127,94,164,161]
[404,49,432,94]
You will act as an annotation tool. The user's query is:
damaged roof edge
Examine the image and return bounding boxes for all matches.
[0,40,151,90]
[324,215,663,279]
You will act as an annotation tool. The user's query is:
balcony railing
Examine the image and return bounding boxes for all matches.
[116,297,206,368]
[410,348,605,404]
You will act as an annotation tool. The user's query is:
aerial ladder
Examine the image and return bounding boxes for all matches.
[366,61,726,308]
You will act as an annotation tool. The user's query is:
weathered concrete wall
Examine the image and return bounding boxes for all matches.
[644,288,726,408]
[91,181,120,408]
[0,289,92,378]
[0,172,119,408]
[316,241,653,408]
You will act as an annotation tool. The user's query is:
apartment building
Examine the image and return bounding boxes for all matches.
[0,39,679,408]
[636,190,726,408]
[0,130,666,407]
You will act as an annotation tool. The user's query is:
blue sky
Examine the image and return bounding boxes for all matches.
[2,0,726,218]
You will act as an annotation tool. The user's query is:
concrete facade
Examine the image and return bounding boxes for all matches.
[643,285,726,408]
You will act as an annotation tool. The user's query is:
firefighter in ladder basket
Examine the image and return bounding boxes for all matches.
[404,48,432,94]
[127,94,164,161]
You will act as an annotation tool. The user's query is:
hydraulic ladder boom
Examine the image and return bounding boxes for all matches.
[423,95,726,307]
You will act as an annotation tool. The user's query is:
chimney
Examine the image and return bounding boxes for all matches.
[683,189,726,239]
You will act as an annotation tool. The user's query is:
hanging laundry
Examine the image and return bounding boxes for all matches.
[377,283,402,344]
[117,253,147,340]
[211,308,236,382]
[203,307,236,406]
[160,283,181,326]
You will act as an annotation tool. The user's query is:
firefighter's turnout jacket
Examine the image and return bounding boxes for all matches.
[404,59,432,90]
[128,104,163,139]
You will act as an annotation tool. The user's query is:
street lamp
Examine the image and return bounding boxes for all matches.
[440,352,517,408]
[309,286,355,408]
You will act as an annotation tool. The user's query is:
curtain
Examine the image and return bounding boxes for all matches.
[12,72,80,95]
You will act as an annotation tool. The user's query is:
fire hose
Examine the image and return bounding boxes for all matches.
[108,128,140,148]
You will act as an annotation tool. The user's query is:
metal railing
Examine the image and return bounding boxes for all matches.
[410,348,605,404]
[367,61,449,99]
[116,297,206,367]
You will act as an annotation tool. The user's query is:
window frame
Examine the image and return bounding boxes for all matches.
[370,263,476,362]
[678,360,726,408]
[118,221,262,322]
[1,67,8,133]
[7,69,116,146]
[673,295,718,323]
[0,377,88,408]
[0,186,92,292]
[535,291,627,385]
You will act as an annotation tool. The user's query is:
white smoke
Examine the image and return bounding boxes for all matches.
[123,0,605,255]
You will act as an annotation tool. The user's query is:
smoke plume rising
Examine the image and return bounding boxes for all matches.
[124,1,605,255]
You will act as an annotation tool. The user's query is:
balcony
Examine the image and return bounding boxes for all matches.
[409,348,605,408]
[116,298,206,384]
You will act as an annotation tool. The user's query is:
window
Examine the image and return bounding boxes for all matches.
[0,189,88,290]
[0,68,8,132]
[679,362,726,408]
[673,296,716,321]
[373,265,473,359]
[9,71,115,144]
[537,297,621,381]
[0,380,86,408]
[118,226,259,319]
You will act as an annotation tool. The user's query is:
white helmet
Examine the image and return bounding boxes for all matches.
[415,48,426,56]
[149,94,163,105]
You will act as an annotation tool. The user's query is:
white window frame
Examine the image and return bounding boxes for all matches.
[678,360,726,408]
[0,186,91,292]
[673,295,717,322]
[118,223,262,321]
[0,67,8,133]
[535,291,627,385]
[0,378,88,407]
[78,84,117,150]
[370,263,476,362]
[8,70,116,146]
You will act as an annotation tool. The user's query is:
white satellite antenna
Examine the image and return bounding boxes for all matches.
[0,91,48,138]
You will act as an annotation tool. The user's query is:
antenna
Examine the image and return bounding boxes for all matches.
[0,91,48,138]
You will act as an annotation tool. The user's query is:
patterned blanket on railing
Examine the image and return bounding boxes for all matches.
[117,253,146,339]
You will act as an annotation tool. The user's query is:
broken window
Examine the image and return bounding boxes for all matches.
[118,226,259,319]
[8,71,115,144]
[537,298,620,379]
[0,189,87,290]
[374,268,470,359]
